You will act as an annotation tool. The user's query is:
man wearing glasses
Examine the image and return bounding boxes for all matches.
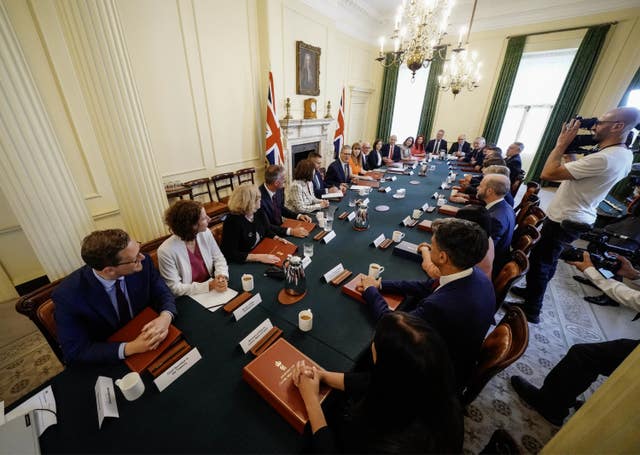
[54,229,177,364]
[510,107,640,324]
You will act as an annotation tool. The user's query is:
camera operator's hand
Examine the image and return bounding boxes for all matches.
[556,119,581,150]
[612,253,640,281]
[567,250,594,272]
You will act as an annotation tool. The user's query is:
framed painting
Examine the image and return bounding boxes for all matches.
[296,41,320,96]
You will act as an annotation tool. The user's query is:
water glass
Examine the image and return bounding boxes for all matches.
[303,242,314,258]
[324,218,333,232]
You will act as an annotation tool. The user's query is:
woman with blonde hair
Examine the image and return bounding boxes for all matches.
[221,184,289,264]
[158,200,229,296]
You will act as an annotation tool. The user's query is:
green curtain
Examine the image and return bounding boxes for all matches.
[376,54,400,140]
[610,66,640,200]
[527,24,611,182]
[417,46,447,139]
[481,36,526,144]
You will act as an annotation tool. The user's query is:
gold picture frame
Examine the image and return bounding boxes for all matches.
[296,41,320,96]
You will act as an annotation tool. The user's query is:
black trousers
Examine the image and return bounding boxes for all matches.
[541,339,639,412]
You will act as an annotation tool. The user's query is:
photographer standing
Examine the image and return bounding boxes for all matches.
[511,107,640,323]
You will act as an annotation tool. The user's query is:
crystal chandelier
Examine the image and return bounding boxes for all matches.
[375,0,453,79]
[438,0,482,96]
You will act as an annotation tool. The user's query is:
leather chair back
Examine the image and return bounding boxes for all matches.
[519,205,546,229]
[462,306,529,406]
[493,250,529,309]
[210,222,224,246]
[15,280,65,364]
[511,224,541,255]
[515,196,540,225]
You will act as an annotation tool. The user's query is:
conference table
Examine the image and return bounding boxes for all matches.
[12,158,461,453]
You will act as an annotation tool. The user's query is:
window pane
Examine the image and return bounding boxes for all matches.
[390,64,429,142]
[626,89,640,109]
[518,106,553,171]
[496,106,525,150]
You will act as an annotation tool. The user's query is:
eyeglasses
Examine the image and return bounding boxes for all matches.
[116,242,143,266]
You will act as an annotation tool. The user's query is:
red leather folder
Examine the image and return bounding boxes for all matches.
[341,273,404,310]
[281,218,317,233]
[249,238,298,267]
[242,338,331,433]
[438,205,459,216]
[107,307,182,373]
[417,220,433,232]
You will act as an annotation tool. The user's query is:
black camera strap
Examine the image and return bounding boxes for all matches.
[594,142,627,153]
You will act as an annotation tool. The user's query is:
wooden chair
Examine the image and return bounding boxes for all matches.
[510,177,524,198]
[211,172,235,203]
[493,250,530,309]
[183,178,229,217]
[15,279,66,364]
[140,234,171,270]
[519,206,546,229]
[235,167,256,186]
[209,220,225,246]
[515,196,540,226]
[184,178,213,202]
[511,224,541,255]
[514,181,540,212]
[462,306,529,406]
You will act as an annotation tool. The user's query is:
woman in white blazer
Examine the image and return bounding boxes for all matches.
[286,159,330,214]
[158,200,229,296]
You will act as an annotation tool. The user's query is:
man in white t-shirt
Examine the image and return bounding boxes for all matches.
[510,107,639,323]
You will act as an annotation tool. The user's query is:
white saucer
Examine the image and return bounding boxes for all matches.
[392,194,405,199]
[409,180,420,185]
[375,205,390,212]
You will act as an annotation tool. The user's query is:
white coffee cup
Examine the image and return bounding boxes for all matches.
[368,263,385,278]
[392,230,405,242]
[396,188,406,196]
[412,209,422,219]
[298,309,313,332]
[115,372,145,401]
[241,274,254,292]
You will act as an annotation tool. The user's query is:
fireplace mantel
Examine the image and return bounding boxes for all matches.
[280,118,335,180]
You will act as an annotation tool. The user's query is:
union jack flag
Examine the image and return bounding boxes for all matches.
[333,86,345,159]
[265,72,284,165]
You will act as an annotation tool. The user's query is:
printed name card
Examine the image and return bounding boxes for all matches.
[323,263,344,283]
[347,211,356,221]
[402,216,412,226]
[301,256,311,269]
[383,187,391,193]
[422,202,430,211]
[239,319,273,353]
[234,293,262,321]
[408,171,414,175]
[350,185,368,191]
[95,376,118,429]
[154,348,202,392]
[363,198,370,205]
[390,176,397,181]
[323,230,336,243]
[372,234,385,247]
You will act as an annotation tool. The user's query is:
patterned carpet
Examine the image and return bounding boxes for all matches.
[463,261,610,454]
[0,331,63,408]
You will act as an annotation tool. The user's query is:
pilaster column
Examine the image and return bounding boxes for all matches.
[57,0,168,241]
[0,3,94,280]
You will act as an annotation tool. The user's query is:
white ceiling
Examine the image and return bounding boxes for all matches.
[301,0,640,45]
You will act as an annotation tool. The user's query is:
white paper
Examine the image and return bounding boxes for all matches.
[349,185,368,191]
[154,348,202,392]
[321,192,343,199]
[190,287,238,312]
[323,263,344,282]
[5,385,56,436]
[301,256,311,269]
[239,319,273,353]
[355,175,374,181]
[95,376,118,429]
[383,187,391,193]
[322,231,336,243]
[402,216,412,226]
[233,293,262,321]
[347,211,356,221]
[372,234,385,247]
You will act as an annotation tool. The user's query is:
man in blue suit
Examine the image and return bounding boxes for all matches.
[324,145,352,190]
[505,142,524,186]
[54,229,177,365]
[381,135,401,165]
[360,218,496,391]
[478,173,515,277]
[259,164,312,238]
[308,151,342,198]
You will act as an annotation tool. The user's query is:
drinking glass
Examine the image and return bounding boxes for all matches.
[303,242,314,258]
[324,218,333,232]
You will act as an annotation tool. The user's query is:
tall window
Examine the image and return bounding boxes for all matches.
[496,49,578,171]
[389,65,429,142]
[624,88,640,146]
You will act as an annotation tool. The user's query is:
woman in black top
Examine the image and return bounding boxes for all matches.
[292,312,463,453]
[221,184,290,264]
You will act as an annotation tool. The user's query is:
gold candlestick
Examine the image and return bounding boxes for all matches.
[283,97,292,120]
[324,101,332,119]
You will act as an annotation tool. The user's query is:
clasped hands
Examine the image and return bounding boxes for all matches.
[208,274,228,292]
[125,311,172,356]
[292,360,321,403]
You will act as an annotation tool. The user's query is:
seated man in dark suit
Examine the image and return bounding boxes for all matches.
[259,164,312,238]
[477,174,516,276]
[505,142,524,185]
[54,229,177,364]
[463,136,486,165]
[308,151,342,198]
[381,135,401,165]
[450,134,471,158]
[324,145,352,190]
[360,218,496,390]
[425,129,448,155]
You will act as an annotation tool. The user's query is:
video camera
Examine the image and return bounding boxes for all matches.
[560,227,640,273]
[564,116,640,154]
